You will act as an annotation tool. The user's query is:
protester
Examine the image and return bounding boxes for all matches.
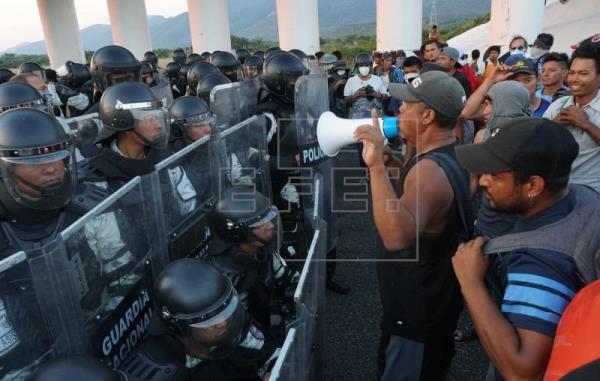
[422,39,444,62]
[505,55,551,117]
[470,49,485,77]
[436,46,471,96]
[482,45,501,81]
[531,32,555,74]
[537,52,570,103]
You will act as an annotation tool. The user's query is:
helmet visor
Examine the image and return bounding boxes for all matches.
[0,146,77,210]
[131,108,171,149]
[249,205,281,253]
[180,113,215,142]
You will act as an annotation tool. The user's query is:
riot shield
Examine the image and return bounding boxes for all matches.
[268,328,300,381]
[62,112,103,160]
[212,114,272,200]
[58,176,168,368]
[0,249,74,380]
[294,73,336,242]
[150,134,217,261]
[151,69,175,107]
[210,78,261,130]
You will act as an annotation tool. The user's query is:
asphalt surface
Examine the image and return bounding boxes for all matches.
[321,150,489,381]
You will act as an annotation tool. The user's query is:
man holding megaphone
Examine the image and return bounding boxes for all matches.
[353,71,472,380]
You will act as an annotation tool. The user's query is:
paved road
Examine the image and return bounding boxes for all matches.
[321,150,489,380]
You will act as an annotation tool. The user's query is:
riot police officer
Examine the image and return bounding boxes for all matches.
[200,51,211,62]
[185,53,202,66]
[172,48,187,66]
[210,51,241,82]
[196,72,231,103]
[241,55,263,80]
[235,48,251,64]
[264,47,281,60]
[207,187,297,328]
[88,45,142,108]
[30,356,125,381]
[119,258,280,380]
[165,62,182,98]
[18,62,46,81]
[141,62,157,87]
[289,49,308,63]
[0,81,51,114]
[57,61,94,116]
[186,61,219,96]
[0,68,14,84]
[143,50,159,69]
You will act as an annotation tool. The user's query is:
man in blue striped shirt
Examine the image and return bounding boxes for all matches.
[451,117,584,380]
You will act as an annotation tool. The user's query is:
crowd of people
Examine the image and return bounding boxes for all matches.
[0,21,599,381]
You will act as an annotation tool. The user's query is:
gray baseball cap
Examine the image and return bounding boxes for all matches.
[440,46,460,62]
[388,71,466,119]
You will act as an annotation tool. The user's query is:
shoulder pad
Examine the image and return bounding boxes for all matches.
[67,183,111,215]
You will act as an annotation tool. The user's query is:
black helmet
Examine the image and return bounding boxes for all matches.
[165,61,181,80]
[179,63,191,79]
[235,48,251,64]
[355,52,373,66]
[210,51,240,82]
[200,51,211,62]
[196,72,231,103]
[30,356,124,381]
[0,108,76,215]
[0,68,14,84]
[253,50,265,61]
[186,53,202,65]
[0,82,50,114]
[169,96,214,143]
[90,45,142,93]
[155,258,246,359]
[211,186,278,244]
[63,62,91,89]
[98,81,170,148]
[265,47,282,60]
[143,51,158,67]
[241,55,263,79]
[141,62,154,76]
[18,62,46,82]
[289,49,308,62]
[263,51,307,103]
[172,48,187,65]
[141,62,156,86]
[186,62,219,96]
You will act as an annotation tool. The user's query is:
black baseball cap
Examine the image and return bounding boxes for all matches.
[388,71,466,119]
[455,117,579,178]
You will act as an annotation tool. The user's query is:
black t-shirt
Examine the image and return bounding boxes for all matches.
[452,71,471,98]
[377,143,464,342]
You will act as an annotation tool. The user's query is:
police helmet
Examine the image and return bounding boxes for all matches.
[211,186,278,244]
[172,48,187,65]
[320,53,337,65]
[265,47,282,60]
[0,68,14,84]
[355,52,373,66]
[169,96,214,142]
[98,81,170,148]
[186,53,202,65]
[253,50,265,61]
[140,62,156,85]
[18,62,46,82]
[196,72,231,103]
[235,48,251,64]
[200,51,211,62]
[0,108,77,214]
[0,82,50,114]
[30,356,124,381]
[165,61,181,80]
[210,51,240,82]
[289,49,308,62]
[263,51,308,103]
[155,258,246,359]
[90,45,142,93]
[143,51,158,68]
[242,55,263,79]
[186,62,220,96]
[64,62,91,89]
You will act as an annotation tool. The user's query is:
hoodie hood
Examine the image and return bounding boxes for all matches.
[484,81,531,139]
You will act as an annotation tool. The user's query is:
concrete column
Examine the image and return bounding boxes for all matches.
[187,0,232,53]
[107,0,152,59]
[377,0,423,52]
[36,0,86,69]
[489,0,545,47]
[275,0,320,54]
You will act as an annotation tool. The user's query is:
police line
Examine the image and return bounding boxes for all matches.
[0,109,326,379]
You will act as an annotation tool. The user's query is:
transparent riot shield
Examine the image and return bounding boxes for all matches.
[210,78,261,130]
[150,134,216,261]
[58,176,168,368]
[294,73,336,245]
[212,114,272,200]
[151,69,175,107]
[0,249,74,380]
[62,112,103,161]
[268,328,299,381]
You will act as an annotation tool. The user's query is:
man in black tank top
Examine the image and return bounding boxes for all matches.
[355,71,470,380]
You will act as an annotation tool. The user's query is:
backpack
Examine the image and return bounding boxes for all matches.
[483,185,600,284]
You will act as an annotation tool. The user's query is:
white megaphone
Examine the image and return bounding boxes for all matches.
[317,111,399,157]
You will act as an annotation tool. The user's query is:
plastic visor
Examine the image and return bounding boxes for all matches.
[0,148,71,165]
[189,292,241,329]
[249,206,278,228]
[131,108,171,149]
[0,98,51,114]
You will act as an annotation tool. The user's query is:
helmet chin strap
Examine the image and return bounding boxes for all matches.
[132,129,159,148]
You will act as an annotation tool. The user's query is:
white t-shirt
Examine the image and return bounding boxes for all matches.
[343,75,388,97]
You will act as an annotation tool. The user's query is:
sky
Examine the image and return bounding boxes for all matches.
[0,0,188,52]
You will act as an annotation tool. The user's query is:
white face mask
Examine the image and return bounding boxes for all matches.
[359,66,370,76]
[337,70,346,77]
[530,47,546,60]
